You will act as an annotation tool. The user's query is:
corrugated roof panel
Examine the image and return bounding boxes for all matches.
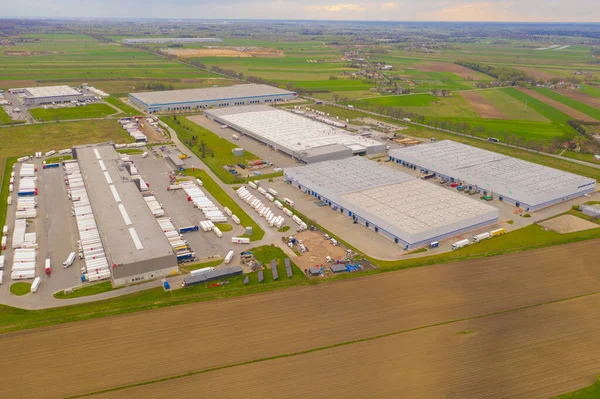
[109,184,121,203]
[128,228,144,250]
[118,203,132,226]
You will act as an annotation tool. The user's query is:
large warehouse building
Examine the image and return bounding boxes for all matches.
[206,105,386,163]
[284,157,499,249]
[129,84,296,113]
[10,85,90,106]
[76,144,178,286]
[389,140,596,211]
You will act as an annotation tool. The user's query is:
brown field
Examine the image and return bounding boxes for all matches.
[94,294,600,399]
[461,91,507,119]
[163,47,284,58]
[416,61,482,79]
[1,240,599,399]
[555,88,600,109]
[519,88,599,122]
[539,214,599,233]
[516,67,561,80]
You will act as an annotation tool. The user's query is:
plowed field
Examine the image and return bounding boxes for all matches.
[1,240,599,399]
[555,88,600,109]
[461,91,507,119]
[518,88,599,122]
[416,61,483,79]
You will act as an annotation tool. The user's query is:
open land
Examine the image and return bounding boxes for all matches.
[415,61,486,79]
[1,240,599,399]
[163,47,284,58]
[518,88,598,123]
[460,91,507,119]
[555,88,600,109]
[29,103,118,121]
[539,214,600,234]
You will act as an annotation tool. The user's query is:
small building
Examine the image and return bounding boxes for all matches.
[18,85,90,106]
[128,84,297,113]
[581,204,600,218]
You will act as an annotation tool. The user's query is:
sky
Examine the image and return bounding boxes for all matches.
[2,0,600,23]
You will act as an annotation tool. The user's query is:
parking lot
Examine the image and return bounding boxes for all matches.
[0,159,82,300]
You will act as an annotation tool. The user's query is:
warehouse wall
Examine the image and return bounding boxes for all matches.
[130,93,295,113]
[112,254,178,286]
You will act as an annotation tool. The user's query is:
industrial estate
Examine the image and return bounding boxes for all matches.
[0,18,600,399]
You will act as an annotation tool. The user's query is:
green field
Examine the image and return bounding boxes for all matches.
[104,96,140,116]
[580,85,600,99]
[184,169,264,241]
[0,158,16,256]
[532,88,600,121]
[0,106,12,124]
[54,282,115,299]
[474,89,549,121]
[359,94,478,118]
[29,103,117,121]
[162,115,266,184]
[503,88,574,132]
[551,378,600,399]
[10,282,31,296]
[117,148,144,155]
[45,154,72,163]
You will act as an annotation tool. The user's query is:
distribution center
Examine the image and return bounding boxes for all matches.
[75,144,178,286]
[10,85,90,106]
[389,140,596,211]
[206,105,387,163]
[284,157,499,249]
[129,84,297,113]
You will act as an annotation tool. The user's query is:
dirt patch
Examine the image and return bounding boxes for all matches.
[553,88,600,109]
[539,214,599,233]
[0,79,36,88]
[460,91,507,119]
[516,67,561,80]
[518,88,599,122]
[163,47,284,58]
[290,230,349,271]
[4,50,64,56]
[416,62,481,79]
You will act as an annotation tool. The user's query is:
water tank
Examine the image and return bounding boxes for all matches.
[245,226,253,236]
[232,148,245,157]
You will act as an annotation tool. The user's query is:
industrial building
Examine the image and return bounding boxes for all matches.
[122,38,222,44]
[75,144,178,286]
[10,86,91,106]
[284,157,499,249]
[389,141,596,211]
[206,105,387,163]
[129,84,296,113]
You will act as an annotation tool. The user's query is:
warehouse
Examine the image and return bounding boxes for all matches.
[122,38,222,44]
[129,84,296,113]
[15,85,89,106]
[75,144,178,286]
[284,157,499,249]
[206,105,387,163]
[389,140,596,211]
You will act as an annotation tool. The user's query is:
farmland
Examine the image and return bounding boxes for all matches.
[1,240,599,398]
[29,103,117,121]
[532,88,600,121]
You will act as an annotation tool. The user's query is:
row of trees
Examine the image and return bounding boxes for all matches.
[455,61,533,84]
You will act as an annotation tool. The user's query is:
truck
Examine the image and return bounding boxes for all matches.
[283,198,294,207]
[31,277,41,293]
[45,258,51,275]
[178,225,199,233]
[490,228,506,237]
[267,188,278,197]
[473,232,491,242]
[191,267,215,276]
[429,241,439,249]
[63,252,76,268]
[231,237,250,244]
[224,250,234,264]
[451,239,470,250]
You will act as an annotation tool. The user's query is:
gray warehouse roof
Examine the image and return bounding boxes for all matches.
[130,84,295,106]
[25,85,81,99]
[390,141,596,208]
[77,145,174,266]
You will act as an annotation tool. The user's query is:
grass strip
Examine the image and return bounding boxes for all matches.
[104,96,140,116]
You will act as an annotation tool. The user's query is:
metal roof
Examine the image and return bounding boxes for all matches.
[77,144,174,266]
[206,105,385,156]
[130,84,294,106]
[390,141,596,207]
[24,85,81,99]
[284,157,498,244]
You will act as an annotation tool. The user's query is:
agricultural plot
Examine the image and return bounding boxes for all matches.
[414,61,490,80]
[532,88,600,121]
[504,88,574,134]
[556,88,600,109]
[460,91,507,119]
[29,103,117,121]
[1,240,599,398]
[581,85,600,99]
[520,88,598,123]
[359,94,478,118]
[473,89,549,121]
[0,34,221,93]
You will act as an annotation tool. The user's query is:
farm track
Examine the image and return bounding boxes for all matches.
[1,240,599,398]
[518,88,599,122]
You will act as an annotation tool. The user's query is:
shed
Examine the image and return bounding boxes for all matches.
[330,264,347,273]
[309,267,321,276]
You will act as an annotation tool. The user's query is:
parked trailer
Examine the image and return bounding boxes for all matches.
[283,198,294,207]
[179,225,199,233]
[452,239,470,250]
[232,237,250,244]
[31,277,41,293]
[190,267,215,277]
[63,252,76,268]
[490,228,506,237]
[224,250,234,264]
[213,226,223,238]
[473,232,491,242]
[45,258,51,275]
[429,241,439,249]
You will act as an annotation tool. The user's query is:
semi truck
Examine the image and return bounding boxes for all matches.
[490,228,506,237]
[451,239,470,250]
[178,225,199,233]
[473,232,491,242]
[63,252,76,268]
[231,237,250,244]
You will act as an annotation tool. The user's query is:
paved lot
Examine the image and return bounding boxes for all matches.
[0,159,81,300]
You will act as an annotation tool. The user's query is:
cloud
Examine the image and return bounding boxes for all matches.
[307,3,367,12]
[381,2,398,10]
[424,1,524,22]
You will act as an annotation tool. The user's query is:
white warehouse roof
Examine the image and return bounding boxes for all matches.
[24,85,81,99]
[389,141,596,209]
[285,157,499,245]
[130,84,294,106]
[206,105,386,162]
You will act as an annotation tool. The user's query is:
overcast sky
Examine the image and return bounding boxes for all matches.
[3,0,600,22]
